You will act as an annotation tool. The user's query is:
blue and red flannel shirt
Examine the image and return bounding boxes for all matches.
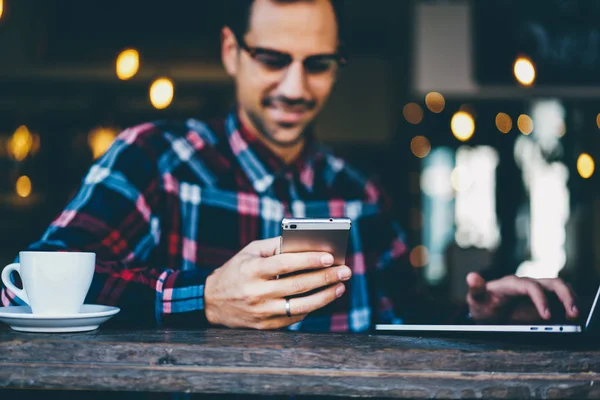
[1,111,430,331]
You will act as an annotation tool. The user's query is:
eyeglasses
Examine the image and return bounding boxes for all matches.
[236,36,347,75]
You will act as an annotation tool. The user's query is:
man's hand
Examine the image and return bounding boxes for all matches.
[204,237,352,330]
[466,272,579,324]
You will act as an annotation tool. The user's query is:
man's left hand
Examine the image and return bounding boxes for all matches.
[466,273,579,323]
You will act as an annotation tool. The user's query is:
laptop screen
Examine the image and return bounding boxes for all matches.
[584,285,600,331]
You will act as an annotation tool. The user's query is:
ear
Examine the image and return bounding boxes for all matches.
[221,26,239,77]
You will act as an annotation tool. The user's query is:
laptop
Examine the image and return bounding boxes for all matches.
[375,284,600,335]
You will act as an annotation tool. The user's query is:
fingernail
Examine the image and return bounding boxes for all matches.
[572,305,579,315]
[544,308,551,319]
[338,267,351,281]
[336,284,345,298]
[321,254,334,266]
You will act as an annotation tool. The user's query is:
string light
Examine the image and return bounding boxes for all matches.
[409,246,429,268]
[410,136,431,158]
[149,77,174,109]
[0,0,4,21]
[495,113,512,134]
[517,114,534,135]
[88,127,118,159]
[16,176,32,198]
[403,103,423,124]
[425,92,445,113]
[451,111,475,141]
[514,56,536,87]
[116,49,140,80]
[8,125,33,161]
[577,153,595,179]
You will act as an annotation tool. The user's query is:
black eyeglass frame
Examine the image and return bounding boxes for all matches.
[235,34,348,73]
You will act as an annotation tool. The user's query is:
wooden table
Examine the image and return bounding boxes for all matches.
[0,327,599,398]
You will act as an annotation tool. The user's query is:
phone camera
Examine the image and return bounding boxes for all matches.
[329,218,333,222]
[290,224,297,229]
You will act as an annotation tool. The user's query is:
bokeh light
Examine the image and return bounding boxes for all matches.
[514,56,536,86]
[495,112,512,134]
[451,111,475,141]
[577,153,595,179]
[409,245,429,268]
[425,92,445,113]
[517,114,534,135]
[8,125,33,161]
[149,77,175,109]
[403,103,423,125]
[410,136,431,158]
[116,49,140,80]
[88,127,118,159]
[16,176,32,198]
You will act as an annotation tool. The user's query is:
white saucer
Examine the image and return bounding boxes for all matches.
[0,304,120,333]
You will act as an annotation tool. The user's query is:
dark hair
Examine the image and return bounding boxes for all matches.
[224,0,346,46]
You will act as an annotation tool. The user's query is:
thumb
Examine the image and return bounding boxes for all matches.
[246,237,281,257]
[466,272,487,299]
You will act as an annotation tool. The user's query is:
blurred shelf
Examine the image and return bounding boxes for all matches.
[0,63,230,84]
[0,193,45,209]
[414,85,600,100]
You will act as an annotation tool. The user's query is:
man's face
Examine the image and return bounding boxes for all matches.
[222,0,340,147]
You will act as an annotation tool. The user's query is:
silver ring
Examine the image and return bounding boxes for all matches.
[285,298,292,317]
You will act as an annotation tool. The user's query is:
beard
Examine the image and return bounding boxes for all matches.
[246,110,307,148]
[244,95,317,148]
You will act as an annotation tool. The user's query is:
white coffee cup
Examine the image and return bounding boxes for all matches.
[1,251,95,315]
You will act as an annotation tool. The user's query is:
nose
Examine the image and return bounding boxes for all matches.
[277,61,310,100]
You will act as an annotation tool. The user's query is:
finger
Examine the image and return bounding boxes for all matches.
[245,237,281,257]
[522,281,552,320]
[257,252,335,278]
[267,265,352,298]
[269,283,345,317]
[566,282,579,303]
[466,272,487,300]
[488,278,550,320]
[253,315,305,330]
[538,279,579,319]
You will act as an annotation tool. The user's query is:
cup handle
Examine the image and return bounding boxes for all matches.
[1,263,30,305]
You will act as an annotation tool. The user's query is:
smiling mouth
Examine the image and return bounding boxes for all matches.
[267,106,308,126]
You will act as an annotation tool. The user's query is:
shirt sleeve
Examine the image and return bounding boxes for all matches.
[0,124,211,327]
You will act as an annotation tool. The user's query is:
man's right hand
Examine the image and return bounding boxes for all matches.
[204,237,352,330]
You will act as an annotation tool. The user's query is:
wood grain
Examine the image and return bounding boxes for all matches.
[1,327,599,398]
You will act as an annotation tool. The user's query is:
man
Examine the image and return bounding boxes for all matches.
[1,0,579,330]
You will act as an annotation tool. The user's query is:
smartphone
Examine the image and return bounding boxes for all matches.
[280,217,352,266]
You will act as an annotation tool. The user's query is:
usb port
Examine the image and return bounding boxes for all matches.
[545,327,553,331]
[530,327,538,331]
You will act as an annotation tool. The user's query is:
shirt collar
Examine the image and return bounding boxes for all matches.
[224,111,318,194]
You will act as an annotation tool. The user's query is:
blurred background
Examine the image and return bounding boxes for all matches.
[1,0,600,309]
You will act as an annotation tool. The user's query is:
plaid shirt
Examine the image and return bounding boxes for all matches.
[1,111,431,331]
